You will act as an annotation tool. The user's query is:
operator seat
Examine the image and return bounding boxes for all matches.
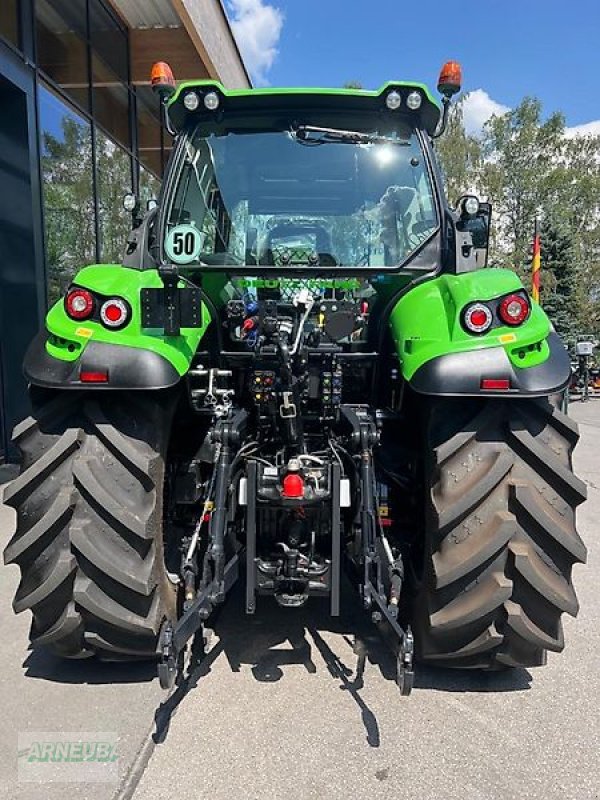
[259,223,336,266]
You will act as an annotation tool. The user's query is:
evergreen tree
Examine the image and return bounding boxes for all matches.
[540,217,578,343]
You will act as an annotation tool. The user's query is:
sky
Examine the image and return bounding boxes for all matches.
[225,0,600,136]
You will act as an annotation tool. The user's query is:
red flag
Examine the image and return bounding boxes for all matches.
[531,218,541,303]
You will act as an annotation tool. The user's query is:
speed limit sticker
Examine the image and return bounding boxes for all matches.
[165,223,204,264]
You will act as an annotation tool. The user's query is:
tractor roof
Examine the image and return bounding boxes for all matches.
[167,81,441,136]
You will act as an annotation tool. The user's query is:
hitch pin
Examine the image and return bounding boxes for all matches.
[185,497,214,564]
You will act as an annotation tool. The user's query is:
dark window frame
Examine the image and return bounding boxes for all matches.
[8,0,169,309]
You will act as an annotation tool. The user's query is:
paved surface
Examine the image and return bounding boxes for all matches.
[1,399,599,800]
[133,399,600,800]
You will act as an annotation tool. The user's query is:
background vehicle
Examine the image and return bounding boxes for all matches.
[3,62,586,693]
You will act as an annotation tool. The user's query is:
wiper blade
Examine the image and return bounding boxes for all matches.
[291,125,410,146]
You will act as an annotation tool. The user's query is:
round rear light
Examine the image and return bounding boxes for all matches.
[463,302,493,334]
[499,294,530,326]
[65,288,94,320]
[100,297,130,329]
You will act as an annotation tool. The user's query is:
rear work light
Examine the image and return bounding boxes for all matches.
[462,302,493,334]
[100,297,130,329]
[65,288,94,320]
[498,294,530,326]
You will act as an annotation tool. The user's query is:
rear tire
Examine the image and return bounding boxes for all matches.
[414,396,587,669]
[3,388,178,660]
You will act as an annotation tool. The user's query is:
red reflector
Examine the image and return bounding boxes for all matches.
[481,378,510,390]
[105,304,122,322]
[470,309,488,327]
[463,302,493,334]
[80,371,109,383]
[282,473,304,498]
[100,297,130,329]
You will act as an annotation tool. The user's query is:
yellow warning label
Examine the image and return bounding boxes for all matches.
[498,333,517,344]
[75,327,94,338]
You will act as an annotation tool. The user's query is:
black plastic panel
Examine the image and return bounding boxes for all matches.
[24,332,181,390]
[410,332,571,397]
[141,287,202,329]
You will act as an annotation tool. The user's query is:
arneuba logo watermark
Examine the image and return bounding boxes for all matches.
[18,732,118,783]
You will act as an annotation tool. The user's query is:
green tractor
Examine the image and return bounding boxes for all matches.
[4,61,587,693]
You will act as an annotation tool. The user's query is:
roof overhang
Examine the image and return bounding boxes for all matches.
[107,0,251,87]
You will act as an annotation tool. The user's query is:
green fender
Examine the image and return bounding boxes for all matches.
[389,269,571,396]
[25,265,211,389]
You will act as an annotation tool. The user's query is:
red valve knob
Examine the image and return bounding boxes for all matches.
[282,473,304,498]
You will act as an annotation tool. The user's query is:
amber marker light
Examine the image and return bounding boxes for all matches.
[151,61,176,99]
[437,61,462,97]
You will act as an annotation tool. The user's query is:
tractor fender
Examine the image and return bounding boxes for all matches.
[388,269,568,397]
[24,332,181,390]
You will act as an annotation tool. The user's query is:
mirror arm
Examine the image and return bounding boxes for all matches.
[432,96,451,140]
[161,98,177,138]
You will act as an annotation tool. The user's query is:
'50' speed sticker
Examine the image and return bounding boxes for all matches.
[165,223,204,264]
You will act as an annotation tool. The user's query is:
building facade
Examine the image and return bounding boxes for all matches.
[0,0,249,460]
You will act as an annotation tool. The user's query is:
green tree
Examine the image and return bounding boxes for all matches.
[434,97,482,205]
[433,94,600,339]
[480,98,565,278]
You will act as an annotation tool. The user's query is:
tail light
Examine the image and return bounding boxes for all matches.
[462,302,493,334]
[498,294,530,326]
[65,288,94,320]
[100,298,130,329]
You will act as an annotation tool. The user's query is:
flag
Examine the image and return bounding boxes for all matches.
[531,218,541,303]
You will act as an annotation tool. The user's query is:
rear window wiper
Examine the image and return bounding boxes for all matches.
[291,125,410,146]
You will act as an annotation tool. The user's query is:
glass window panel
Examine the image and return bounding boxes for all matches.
[35,0,90,111]
[136,86,161,175]
[0,0,19,49]
[92,54,130,149]
[39,84,95,306]
[139,164,161,209]
[96,129,132,264]
[89,0,128,83]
